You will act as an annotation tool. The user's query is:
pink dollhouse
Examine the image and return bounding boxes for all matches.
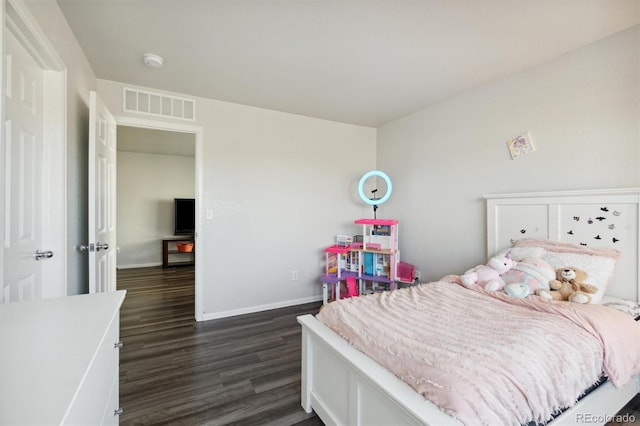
[320,218,415,304]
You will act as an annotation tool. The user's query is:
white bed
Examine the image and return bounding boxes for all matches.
[298,188,640,426]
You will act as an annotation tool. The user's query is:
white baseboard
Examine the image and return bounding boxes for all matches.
[117,262,162,269]
[199,295,323,321]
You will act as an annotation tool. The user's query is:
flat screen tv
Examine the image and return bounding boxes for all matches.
[174,198,195,235]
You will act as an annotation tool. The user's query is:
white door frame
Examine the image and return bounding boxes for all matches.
[1,0,67,298]
[116,115,204,321]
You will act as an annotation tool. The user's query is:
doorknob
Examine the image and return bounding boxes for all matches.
[34,250,54,260]
[96,242,109,251]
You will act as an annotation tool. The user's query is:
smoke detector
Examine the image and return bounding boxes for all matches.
[143,53,164,68]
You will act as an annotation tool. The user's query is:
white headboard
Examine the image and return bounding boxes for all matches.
[484,188,640,302]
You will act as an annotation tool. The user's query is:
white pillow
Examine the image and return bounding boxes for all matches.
[496,246,546,261]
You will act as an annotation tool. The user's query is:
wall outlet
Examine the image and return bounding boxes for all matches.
[292,270,298,281]
[415,271,421,280]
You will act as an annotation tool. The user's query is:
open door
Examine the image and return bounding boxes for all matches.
[87,91,117,293]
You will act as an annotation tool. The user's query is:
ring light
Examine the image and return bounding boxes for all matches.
[358,170,392,205]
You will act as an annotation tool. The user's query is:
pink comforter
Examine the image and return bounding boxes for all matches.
[317,281,640,425]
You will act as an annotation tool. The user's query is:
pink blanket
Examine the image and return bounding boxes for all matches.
[317,281,640,425]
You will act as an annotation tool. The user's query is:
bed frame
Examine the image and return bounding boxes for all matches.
[298,188,640,425]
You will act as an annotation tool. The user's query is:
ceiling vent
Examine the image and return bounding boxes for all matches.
[123,87,195,121]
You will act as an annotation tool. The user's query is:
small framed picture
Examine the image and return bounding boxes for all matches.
[507,132,536,159]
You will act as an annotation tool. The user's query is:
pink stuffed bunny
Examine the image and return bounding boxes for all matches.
[460,253,517,291]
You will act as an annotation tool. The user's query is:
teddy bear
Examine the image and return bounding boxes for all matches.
[535,267,598,304]
[460,253,517,291]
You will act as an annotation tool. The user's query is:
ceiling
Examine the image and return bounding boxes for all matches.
[56,0,639,127]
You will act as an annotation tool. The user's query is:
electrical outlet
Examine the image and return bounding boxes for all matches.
[415,271,421,280]
[292,270,298,281]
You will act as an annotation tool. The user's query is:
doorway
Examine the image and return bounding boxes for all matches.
[116,126,195,268]
[115,116,204,321]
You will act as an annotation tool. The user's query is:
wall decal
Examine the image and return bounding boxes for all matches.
[508,202,631,253]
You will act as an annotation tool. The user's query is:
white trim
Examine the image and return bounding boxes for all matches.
[41,69,67,298]
[201,295,323,321]
[483,187,640,200]
[5,0,64,71]
[114,114,205,320]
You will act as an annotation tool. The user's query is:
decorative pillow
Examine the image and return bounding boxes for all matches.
[511,238,620,303]
[500,257,555,293]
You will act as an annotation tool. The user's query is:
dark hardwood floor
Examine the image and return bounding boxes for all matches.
[117,266,324,425]
[117,266,639,426]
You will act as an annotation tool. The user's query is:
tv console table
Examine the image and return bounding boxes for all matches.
[162,237,195,268]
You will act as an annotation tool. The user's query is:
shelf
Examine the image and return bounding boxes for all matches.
[321,271,392,284]
[167,250,195,255]
[162,238,195,268]
[350,248,395,255]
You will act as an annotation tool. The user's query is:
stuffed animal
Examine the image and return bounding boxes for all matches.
[501,257,555,298]
[504,282,531,298]
[536,267,598,304]
[460,253,517,291]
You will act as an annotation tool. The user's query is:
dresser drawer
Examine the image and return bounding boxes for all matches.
[100,370,120,426]
[65,315,120,425]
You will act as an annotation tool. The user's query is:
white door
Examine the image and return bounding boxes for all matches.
[88,91,117,293]
[2,30,48,303]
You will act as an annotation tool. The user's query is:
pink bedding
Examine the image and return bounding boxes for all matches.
[316,281,640,425]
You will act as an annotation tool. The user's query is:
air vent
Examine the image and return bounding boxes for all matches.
[123,87,195,121]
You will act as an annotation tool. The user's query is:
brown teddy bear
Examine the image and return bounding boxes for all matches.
[535,267,598,304]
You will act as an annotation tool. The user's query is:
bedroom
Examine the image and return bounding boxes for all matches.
[0,0,638,424]
[12,0,638,319]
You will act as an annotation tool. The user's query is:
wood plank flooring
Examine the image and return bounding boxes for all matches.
[117,266,639,426]
[117,266,323,425]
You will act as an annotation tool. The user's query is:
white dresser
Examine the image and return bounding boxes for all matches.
[0,290,126,425]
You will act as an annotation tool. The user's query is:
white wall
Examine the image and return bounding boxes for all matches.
[117,151,195,268]
[98,79,376,318]
[24,0,97,294]
[377,26,640,283]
